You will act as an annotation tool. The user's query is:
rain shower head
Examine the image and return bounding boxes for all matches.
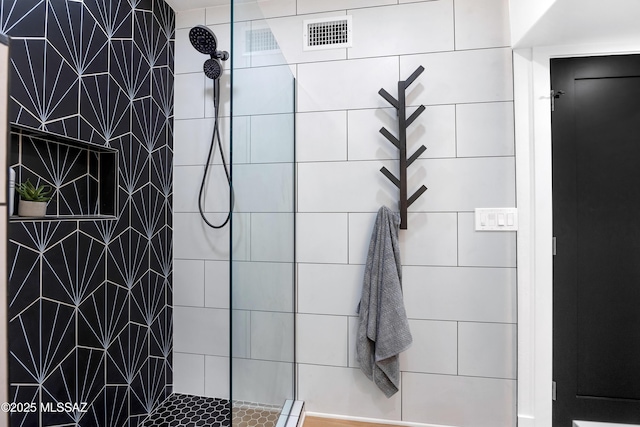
[189,25,218,55]
[189,25,230,59]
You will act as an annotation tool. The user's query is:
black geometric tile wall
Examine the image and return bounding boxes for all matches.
[2,0,174,426]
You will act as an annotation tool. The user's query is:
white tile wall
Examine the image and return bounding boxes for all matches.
[173,118,225,166]
[175,28,211,75]
[298,161,397,213]
[297,111,347,162]
[402,373,516,426]
[400,320,458,374]
[297,57,399,112]
[232,66,295,116]
[233,0,296,21]
[458,212,517,267]
[298,158,515,213]
[173,259,205,307]
[251,311,295,362]
[233,163,294,213]
[232,359,294,405]
[456,102,515,158]
[173,352,205,395]
[348,212,458,266]
[297,314,348,366]
[174,306,230,356]
[173,213,231,260]
[347,316,359,368]
[176,9,206,29]
[174,73,206,119]
[458,322,517,379]
[204,73,232,118]
[297,0,395,15]
[400,48,514,106]
[204,260,230,309]
[297,263,363,315]
[297,364,402,419]
[403,266,517,323]
[250,113,295,163]
[297,213,348,264]
[205,5,231,25]
[232,310,251,358]
[347,106,457,161]
[454,0,511,50]
[250,213,294,262]
[231,261,294,312]
[347,1,454,59]
[292,0,516,422]
[174,0,517,424]
[173,164,231,213]
[205,355,230,399]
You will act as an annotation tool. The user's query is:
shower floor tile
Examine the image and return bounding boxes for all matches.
[139,394,281,427]
[139,394,231,427]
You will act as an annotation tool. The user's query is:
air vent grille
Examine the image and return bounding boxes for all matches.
[246,28,280,53]
[303,16,352,51]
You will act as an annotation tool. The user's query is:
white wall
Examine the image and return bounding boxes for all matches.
[288,1,517,426]
[172,6,233,400]
[173,0,517,425]
[173,2,296,406]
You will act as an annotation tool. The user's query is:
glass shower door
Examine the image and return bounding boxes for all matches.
[230,1,296,425]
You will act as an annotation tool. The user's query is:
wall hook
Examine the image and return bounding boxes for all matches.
[378,65,428,229]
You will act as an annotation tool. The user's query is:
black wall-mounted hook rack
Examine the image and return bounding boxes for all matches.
[378,65,428,230]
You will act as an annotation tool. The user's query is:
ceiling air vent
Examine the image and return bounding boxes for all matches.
[246,28,280,53]
[303,16,352,51]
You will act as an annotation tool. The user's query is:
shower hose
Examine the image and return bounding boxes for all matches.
[198,78,233,229]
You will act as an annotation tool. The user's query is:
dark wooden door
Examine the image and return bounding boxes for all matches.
[552,54,640,426]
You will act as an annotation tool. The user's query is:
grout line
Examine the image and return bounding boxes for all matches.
[452,0,457,51]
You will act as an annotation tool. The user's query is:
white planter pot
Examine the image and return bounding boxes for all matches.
[18,200,48,217]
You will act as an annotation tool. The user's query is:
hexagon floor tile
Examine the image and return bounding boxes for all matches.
[139,394,230,426]
[140,394,281,427]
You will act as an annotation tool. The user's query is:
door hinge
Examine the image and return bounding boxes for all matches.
[551,90,565,112]
[553,237,557,256]
[552,381,557,401]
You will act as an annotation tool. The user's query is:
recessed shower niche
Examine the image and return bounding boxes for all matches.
[9,124,118,220]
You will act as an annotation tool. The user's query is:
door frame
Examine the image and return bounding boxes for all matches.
[514,40,640,427]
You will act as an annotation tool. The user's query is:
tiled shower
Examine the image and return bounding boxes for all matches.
[2,0,519,426]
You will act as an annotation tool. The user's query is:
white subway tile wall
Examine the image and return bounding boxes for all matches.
[174,0,516,425]
[294,0,515,424]
[173,7,234,400]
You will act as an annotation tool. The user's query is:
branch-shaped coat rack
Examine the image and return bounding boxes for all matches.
[378,65,427,229]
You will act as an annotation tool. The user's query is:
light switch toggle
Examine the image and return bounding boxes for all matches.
[475,208,518,231]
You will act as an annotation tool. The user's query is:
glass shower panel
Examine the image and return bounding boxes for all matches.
[230,0,295,425]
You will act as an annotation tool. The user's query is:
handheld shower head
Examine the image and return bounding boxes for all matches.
[204,58,222,80]
[189,25,229,79]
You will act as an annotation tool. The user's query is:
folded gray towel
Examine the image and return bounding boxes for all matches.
[356,206,412,397]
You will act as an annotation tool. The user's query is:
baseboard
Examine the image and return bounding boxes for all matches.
[517,414,535,427]
[304,412,454,427]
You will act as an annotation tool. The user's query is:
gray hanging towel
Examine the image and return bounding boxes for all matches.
[356,205,412,398]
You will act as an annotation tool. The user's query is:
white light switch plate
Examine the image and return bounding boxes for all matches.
[475,207,518,231]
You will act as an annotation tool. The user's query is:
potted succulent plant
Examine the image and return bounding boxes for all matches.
[16,178,52,217]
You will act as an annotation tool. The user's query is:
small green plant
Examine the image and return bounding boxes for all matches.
[15,179,52,202]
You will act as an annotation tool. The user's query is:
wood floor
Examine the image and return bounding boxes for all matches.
[303,416,403,427]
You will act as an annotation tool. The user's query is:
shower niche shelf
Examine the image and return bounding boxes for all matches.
[9,124,118,221]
